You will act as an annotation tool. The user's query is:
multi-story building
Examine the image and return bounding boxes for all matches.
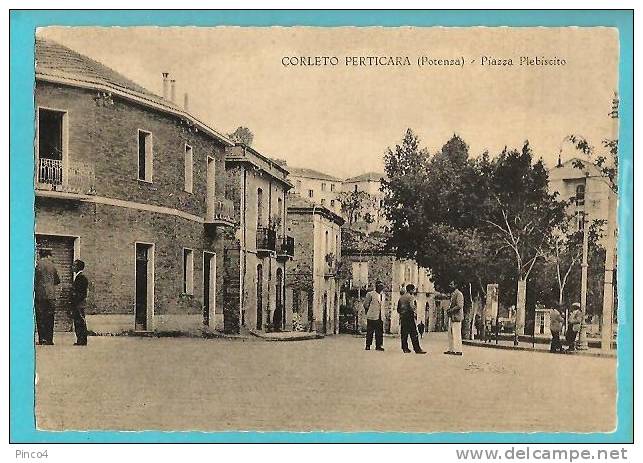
[286,193,344,335]
[342,172,389,233]
[548,157,616,245]
[287,167,343,215]
[34,38,237,334]
[224,144,294,332]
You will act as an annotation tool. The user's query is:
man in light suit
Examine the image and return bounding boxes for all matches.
[363,280,386,351]
[444,281,464,356]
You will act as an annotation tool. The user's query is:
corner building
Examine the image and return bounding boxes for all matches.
[34,39,237,334]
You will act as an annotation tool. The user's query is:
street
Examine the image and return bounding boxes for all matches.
[35,333,616,433]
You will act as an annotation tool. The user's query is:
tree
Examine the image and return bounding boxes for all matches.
[228,126,254,146]
[337,190,375,226]
[483,142,567,334]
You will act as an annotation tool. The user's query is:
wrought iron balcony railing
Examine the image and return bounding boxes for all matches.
[256,227,277,253]
[276,235,295,257]
[205,198,236,227]
[36,158,96,195]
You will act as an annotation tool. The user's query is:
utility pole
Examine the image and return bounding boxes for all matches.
[578,193,590,351]
[601,93,619,351]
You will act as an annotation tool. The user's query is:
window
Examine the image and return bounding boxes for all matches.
[321,198,326,206]
[37,108,66,185]
[330,199,335,207]
[308,189,314,198]
[575,184,585,207]
[137,130,153,182]
[576,211,585,231]
[354,185,358,193]
[296,180,302,191]
[330,183,335,192]
[183,249,194,295]
[257,188,264,227]
[184,144,193,193]
[321,182,327,192]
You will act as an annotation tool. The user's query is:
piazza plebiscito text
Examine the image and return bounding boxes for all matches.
[280,55,567,67]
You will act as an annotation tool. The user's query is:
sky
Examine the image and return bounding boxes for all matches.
[38,26,619,179]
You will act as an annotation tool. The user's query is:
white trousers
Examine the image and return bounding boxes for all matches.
[448,319,462,353]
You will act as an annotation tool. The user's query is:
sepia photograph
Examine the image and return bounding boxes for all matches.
[14,13,631,441]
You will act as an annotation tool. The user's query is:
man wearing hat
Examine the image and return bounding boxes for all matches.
[397,284,427,354]
[34,248,60,345]
[363,280,386,351]
[566,302,583,352]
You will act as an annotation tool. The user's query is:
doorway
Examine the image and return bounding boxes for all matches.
[322,292,328,334]
[256,264,263,330]
[203,252,216,326]
[275,268,284,330]
[135,243,154,331]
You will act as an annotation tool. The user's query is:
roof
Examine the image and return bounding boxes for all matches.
[35,38,233,147]
[287,193,345,225]
[225,144,292,188]
[344,172,387,183]
[287,167,341,182]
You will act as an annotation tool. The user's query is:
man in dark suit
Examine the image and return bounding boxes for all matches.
[397,284,427,354]
[71,259,89,346]
[34,248,60,345]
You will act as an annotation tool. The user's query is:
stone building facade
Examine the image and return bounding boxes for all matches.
[34,38,237,334]
[224,144,293,332]
[288,167,343,216]
[342,172,389,233]
[286,193,344,334]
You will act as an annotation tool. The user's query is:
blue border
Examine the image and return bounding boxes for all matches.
[10,10,633,443]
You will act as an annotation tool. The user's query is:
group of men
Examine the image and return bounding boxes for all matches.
[34,248,89,346]
[549,302,584,353]
[362,279,464,356]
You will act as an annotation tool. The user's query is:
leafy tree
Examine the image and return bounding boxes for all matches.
[483,142,567,334]
[337,190,375,226]
[228,126,254,146]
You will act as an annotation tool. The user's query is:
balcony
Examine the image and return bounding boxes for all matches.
[256,227,277,255]
[205,198,236,229]
[324,253,336,277]
[35,158,96,197]
[276,235,295,260]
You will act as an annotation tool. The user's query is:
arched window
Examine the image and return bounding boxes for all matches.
[257,188,263,228]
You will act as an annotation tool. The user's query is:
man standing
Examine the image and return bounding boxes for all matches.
[71,259,89,346]
[444,281,464,356]
[417,320,425,339]
[397,284,427,354]
[363,280,386,351]
[34,248,60,345]
[566,302,583,352]
[549,306,564,353]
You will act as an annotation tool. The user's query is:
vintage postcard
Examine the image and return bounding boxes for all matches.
[9,10,633,443]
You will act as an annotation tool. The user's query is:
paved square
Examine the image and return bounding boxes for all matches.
[35,333,616,433]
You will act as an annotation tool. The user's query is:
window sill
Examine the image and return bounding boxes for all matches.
[137,178,154,184]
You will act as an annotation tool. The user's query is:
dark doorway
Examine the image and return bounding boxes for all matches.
[256,264,263,330]
[322,292,328,334]
[275,268,284,331]
[135,243,153,331]
[203,252,216,326]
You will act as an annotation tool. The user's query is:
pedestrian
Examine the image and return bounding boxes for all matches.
[71,259,89,346]
[397,284,427,354]
[474,313,482,340]
[34,248,60,345]
[566,302,583,352]
[417,320,425,339]
[363,280,386,351]
[549,306,564,353]
[444,281,464,356]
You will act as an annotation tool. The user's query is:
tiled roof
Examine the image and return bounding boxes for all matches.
[344,172,387,183]
[287,167,341,182]
[35,38,232,146]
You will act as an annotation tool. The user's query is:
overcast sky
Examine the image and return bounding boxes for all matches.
[38,26,619,179]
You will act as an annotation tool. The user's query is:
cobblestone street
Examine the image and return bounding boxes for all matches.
[35,332,616,433]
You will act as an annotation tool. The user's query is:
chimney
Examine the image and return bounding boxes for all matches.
[183,92,189,111]
[162,72,169,99]
[170,79,176,102]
